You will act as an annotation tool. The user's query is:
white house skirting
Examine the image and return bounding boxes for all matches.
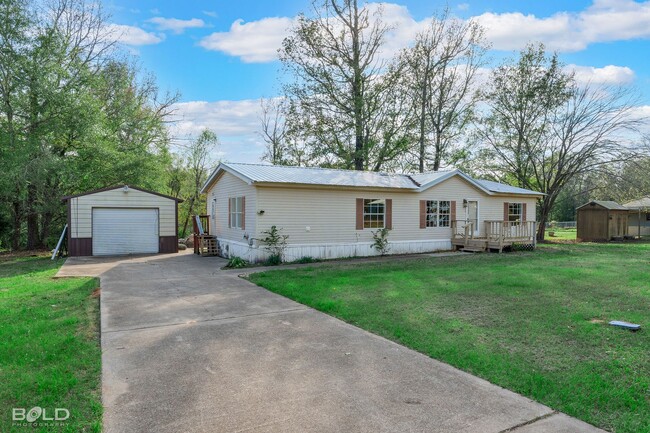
[217,239,452,263]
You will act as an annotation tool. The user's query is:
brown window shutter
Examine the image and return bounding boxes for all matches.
[451,201,456,222]
[228,198,231,228]
[356,198,364,230]
[385,199,392,229]
[419,200,426,229]
[503,202,509,221]
[241,197,246,230]
[522,203,527,222]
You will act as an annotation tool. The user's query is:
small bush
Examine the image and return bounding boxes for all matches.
[226,256,248,268]
[259,225,289,263]
[371,228,391,256]
[266,254,282,266]
[295,256,317,264]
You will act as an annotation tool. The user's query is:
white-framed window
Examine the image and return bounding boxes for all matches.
[426,200,451,227]
[508,203,523,222]
[229,197,243,229]
[363,199,385,228]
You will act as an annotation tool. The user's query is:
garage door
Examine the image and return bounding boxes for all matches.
[92,208,159,256]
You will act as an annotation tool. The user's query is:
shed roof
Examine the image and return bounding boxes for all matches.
[577,200,629,211]
[62,185,183,202]
[202,162,544,197]
[623,197,650,210]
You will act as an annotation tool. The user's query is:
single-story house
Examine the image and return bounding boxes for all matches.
[576,200,629,242]
[623,197,650,236]
[62,185,182,256]
[200,163,543,262]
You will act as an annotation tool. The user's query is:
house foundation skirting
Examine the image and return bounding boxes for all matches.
[217,239,452,263]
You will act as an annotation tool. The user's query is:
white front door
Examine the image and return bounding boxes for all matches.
[92,208,159,256]
[466,200,479,235]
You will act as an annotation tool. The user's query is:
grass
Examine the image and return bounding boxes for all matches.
[249,242,650,433]
[545,227,577,241]
[0,255,102,432]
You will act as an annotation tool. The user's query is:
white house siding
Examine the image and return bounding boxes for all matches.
[205,171,258,261]
[68,189,176,238]
[240,175,537,262]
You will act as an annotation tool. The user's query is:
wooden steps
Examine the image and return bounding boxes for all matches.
[197,235,219,256]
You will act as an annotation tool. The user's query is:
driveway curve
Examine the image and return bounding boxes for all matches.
[58,251,605,433]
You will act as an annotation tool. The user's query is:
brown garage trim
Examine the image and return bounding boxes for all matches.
[62,185,184,202]
[159,236,178,253]
[69,238,92,256]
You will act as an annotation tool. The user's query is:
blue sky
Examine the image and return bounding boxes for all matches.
[106,0,650,162]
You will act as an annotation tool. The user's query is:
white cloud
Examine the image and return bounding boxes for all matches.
[458,3,470,11]
[106,24,164,46]
[169,100,266,163]
[148,17,206,34]
[475,0,650,52]
[198,1,650,63]
[198,17,294,63]
[568,64,636,85]
[203,10,218,18]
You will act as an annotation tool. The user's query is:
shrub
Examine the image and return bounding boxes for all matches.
[295,256,317,264]
[371,228,391,256]
[266,254,282,266]
[226,256,248,269]
[259,225,289,264]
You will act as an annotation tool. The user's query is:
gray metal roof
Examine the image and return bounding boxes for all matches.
[202,162,543,196]
[221,162,417,189]
[623,197,650,209]
[578,200,629,211]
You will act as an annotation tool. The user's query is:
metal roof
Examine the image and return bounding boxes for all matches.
[201,162,543,197]
[577,200,629,211]
[219,162,417,189]
[623,197,650,210]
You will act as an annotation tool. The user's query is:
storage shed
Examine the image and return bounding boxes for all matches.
[576,200,629,242]
[623,197,650,237]
[62,185,182,256]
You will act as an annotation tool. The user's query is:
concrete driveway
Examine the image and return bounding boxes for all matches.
[58,251,605,433]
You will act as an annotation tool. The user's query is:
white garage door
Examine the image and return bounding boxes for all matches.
[92,208,159,256]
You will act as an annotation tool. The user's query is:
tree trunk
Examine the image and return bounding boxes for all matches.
[536,197,553,242]
[26,183,39,250]
[40,211,53,249]
[181,196,195,238]
[12,200,21,250]
[418,85,427,173]
[433,131,442,171]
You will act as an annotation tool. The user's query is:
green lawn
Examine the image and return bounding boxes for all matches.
[249,242,650,433]
[0,256,102,432]
[545,227,577,241]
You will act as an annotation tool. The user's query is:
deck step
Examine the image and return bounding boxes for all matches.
[461,247,485,253]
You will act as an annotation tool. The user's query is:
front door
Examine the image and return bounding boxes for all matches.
[466,200,479,235]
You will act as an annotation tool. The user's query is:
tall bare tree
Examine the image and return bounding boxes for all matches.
[280,0,390,170]
[180,129,218,237]
[399,9,488,172]
[477,44,645,240]
[259,98,288,165]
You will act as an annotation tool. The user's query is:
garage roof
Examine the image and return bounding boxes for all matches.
[62,185,183,202]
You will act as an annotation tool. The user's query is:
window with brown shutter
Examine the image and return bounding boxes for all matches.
[356,198,364,230]
[503,202,509,221]
[229,197,244,229]
[451,201,456,222]
[522,203,527,222]
[385,199,393,229]
[419,200,426,229]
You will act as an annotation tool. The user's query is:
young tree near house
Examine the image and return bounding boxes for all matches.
[399,9,487,172]
[280,0,390,170]
[477,44,644,240]
[259,98,288,165]
[180,129,219,237]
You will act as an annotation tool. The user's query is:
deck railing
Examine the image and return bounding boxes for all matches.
[452,219,537,248]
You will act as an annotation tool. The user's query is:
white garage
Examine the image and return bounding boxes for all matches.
[62,185,182,257]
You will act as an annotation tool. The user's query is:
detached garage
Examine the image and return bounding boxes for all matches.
[62,185,182,256]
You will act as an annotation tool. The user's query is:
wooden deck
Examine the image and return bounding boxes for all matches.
[451,220,537,253]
